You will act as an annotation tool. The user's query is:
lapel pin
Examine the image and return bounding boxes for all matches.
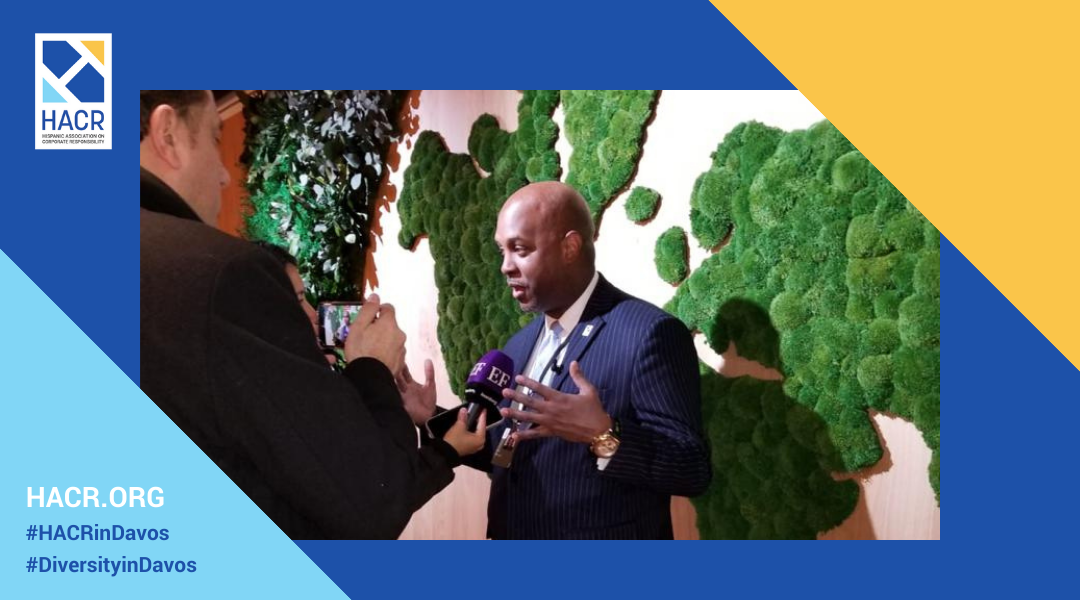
[582,324,593,337]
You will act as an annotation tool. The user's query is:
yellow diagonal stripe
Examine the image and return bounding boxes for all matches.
[711,1,1080,370]
[80,40,105,66]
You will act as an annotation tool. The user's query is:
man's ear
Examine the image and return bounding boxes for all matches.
[563,231,583,263]
[144,105,185,170]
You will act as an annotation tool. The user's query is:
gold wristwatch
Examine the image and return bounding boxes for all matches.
[590,417,621,458]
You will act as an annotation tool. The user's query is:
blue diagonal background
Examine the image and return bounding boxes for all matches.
[3,1,1071,598]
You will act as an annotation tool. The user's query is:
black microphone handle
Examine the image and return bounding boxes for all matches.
[465,401,485,433]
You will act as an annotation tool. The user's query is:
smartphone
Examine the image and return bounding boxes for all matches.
[317,302,365,349]
[424,403,503,440]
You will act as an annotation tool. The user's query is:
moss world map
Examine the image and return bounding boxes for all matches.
[397,91,939,539]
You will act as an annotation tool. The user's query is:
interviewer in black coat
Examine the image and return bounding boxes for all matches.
[139,91,484,540]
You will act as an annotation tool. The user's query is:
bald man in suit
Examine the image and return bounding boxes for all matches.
[465,182,712,539]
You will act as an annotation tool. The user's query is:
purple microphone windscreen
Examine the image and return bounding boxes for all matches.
[466,350,515,397]
[463,350,514,431]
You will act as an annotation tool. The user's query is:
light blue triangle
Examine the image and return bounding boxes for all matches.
[42,78,66,103]
[0,248,347,598]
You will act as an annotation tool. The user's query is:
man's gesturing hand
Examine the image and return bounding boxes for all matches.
[397,359,437,425]
[500,361,612,444]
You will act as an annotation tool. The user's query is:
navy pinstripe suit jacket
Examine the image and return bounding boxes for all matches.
[471,275,711,539]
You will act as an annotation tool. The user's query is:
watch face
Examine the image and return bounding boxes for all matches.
[595,437,619,458]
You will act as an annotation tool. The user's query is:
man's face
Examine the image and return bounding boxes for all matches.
[175,93,229,224]
[494,199,566,314]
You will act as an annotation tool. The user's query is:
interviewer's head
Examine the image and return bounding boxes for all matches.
[139,90,230,224]
[253,242,319,333]
[495,182,595,318]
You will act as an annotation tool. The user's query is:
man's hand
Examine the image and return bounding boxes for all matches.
[500,361,612,444]
[443,408,487,457]
[397,359,437,426]
[344,293,406,375]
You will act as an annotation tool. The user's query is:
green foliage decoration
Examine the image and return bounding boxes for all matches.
[625,186,661,223]
[694,350,860,539]
[666,120,940,535]
[396,92,936,538]
[655,226,689,285]
[241,90,402,299]
[562,91,658,223]
[397,91,562,393]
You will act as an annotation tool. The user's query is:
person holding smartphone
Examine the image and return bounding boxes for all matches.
[140,90,485,539]
[254,242,441,425]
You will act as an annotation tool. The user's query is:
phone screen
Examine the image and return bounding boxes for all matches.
[317,302,364,349]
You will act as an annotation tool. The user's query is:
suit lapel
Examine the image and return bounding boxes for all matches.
[551,275,619,391]
[551,316,606,390]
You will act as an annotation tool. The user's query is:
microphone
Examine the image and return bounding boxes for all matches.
[463,350,515,432]
[424,350,514,439]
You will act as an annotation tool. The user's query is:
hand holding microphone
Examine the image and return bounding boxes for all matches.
[442,408,486,457]
[424,350,515,441]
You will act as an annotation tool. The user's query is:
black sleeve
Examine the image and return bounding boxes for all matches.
[207,248,455,539]
[342,359,463,508]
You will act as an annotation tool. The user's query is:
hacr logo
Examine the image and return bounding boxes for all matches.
[35,34,112,149]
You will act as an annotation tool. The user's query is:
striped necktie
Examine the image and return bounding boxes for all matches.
[513,322,564,429]
[527,322,564,386]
